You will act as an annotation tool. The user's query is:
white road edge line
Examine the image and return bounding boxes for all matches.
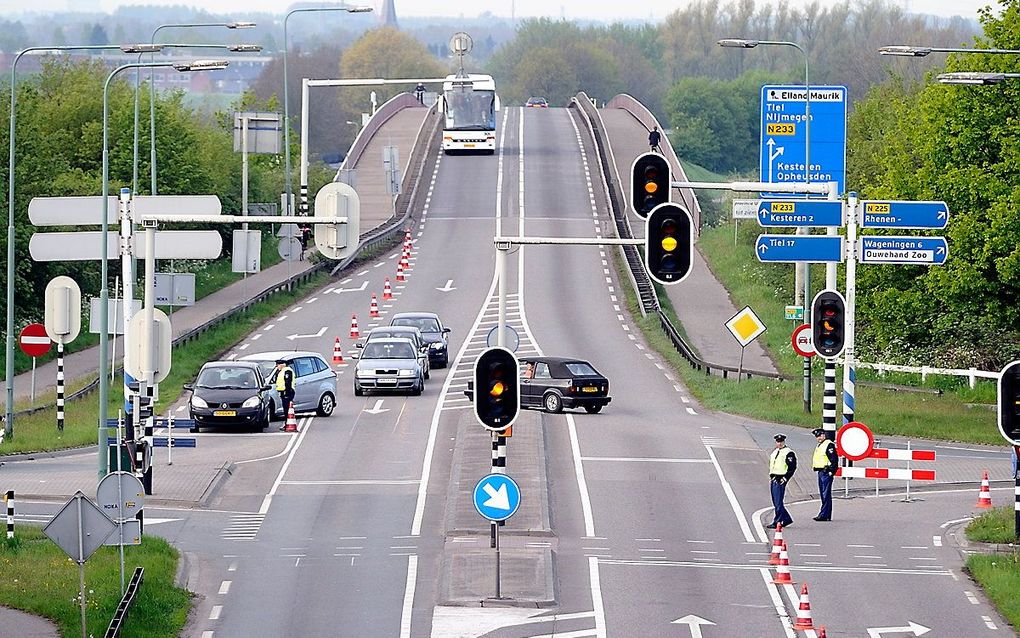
[398,554,418,638]
[705,445,756,543]
[258,417,313,515]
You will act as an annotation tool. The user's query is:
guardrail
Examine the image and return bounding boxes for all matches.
[104,566,143,638]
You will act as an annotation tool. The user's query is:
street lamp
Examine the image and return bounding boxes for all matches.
[283,4,373,214]
[5,43,165,440]
[880,45,1020,57]
[141,21,257,196]
[97,59,228,475]
[937,71,1020,85]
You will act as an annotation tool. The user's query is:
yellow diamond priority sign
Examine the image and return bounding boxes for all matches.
[725,306,766,347]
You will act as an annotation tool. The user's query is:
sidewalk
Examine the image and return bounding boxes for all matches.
[0,606,57,638]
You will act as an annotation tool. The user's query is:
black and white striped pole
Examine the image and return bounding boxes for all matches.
[56,342,64,432]
[5,490,13,540]
[44,276,81,434]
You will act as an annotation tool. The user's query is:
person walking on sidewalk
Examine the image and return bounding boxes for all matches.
[275,359,296,430]
[767,433,797,529]
[648,125,662,154]
[812,428,838,521]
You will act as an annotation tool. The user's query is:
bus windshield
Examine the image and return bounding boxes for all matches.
[444,89,495,131]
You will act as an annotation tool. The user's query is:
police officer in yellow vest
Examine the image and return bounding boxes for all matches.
[767,433,797,529]
[275,359,296,430]
[812,428,839,521]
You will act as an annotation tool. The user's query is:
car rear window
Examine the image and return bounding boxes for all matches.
[565,362,598,376]
[393,317,440,333]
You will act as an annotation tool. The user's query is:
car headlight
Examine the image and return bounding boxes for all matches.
[398,369,415,377]
[241,396,262,409]
[429,342,445,350]
[191,395,208,409]
[356,368,373,378]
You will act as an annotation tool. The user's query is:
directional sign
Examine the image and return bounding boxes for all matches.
[19,323,51,357]
[859,236,948,265]
[757,199,844,227]
[755,235,844,263]
[860,200,948,229]
[30,230,222,261]
[28,194,220,226]
[760,85,847,197]
[472,473,521,522]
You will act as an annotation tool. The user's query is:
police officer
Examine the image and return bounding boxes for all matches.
[275,358,296,430]
[767,433,797,529]
[812,428,838,521]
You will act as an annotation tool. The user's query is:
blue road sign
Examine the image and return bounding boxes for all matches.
[760,85,847,197]
[756,235,844,263]
[757,199,844,228]
[859,236,948,265]
[860,200,949,229]
[472,473,522,522]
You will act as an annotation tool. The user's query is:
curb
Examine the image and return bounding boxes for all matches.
[175,549,196,590]
[196,461,235,507]
[0,444,97,463]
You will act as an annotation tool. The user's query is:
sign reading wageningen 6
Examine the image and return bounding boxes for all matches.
[860,200,949,229]
[757,199,844,228]
[759,85,848,197]
[859,236,948,265]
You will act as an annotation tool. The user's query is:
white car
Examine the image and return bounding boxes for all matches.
[353,338,424,396]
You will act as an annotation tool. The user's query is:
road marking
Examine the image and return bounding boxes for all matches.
[398,553,418,638]
[983,615,997,629]
[933,536,943,546]
[686,407,697,415]
[705,445,755,542]
[259,417,314,515]
[964,590,979,604]
[589,557,607,638]
[238,343,249,350]
[848,544,874,548]
[759,568,798,637]
[218,581,231,595]
[581,456,711,464]
[280,479,418,485]
[307,297,318,303]
[263,324,275,331]
[209,605,222,620]
[292,306,303,313]
[250,333,261,341]
[357,270,368,276]
[202,632,214,638]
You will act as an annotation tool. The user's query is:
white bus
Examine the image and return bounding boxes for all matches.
[440,73,499,154]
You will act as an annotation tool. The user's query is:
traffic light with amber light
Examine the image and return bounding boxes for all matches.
[998,360,1020,444]
[811,290,846,359]
[473,347,520,432]
[644,203,693,285]
[631,152,670,217]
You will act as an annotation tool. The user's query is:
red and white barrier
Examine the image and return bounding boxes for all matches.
[836,467,936,481]
[868,448,936,462]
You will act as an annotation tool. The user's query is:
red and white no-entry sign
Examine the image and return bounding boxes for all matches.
[836,421,874,462]
[791,324,815,358]
[19,323,51,358]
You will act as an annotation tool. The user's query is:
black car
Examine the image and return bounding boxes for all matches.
[465,356,612,414]
[390,312,451,367]
[185,361,272,432]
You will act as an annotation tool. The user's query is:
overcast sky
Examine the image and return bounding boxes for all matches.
[0,0,994,22]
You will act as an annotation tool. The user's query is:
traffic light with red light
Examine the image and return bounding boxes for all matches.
[631,152,670,218]
[811,290,846,359]
[998,360,1020,444]
[644,203,693,285]
[473,347,520,432]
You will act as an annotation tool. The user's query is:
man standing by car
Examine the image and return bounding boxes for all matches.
[767,433,797,529]
[275,358,296,429]
[812,428,838,521]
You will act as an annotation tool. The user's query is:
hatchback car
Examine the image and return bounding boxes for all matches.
[359,326,430,379]
[526,97,549,108]
[390,312,451,367]
[239,351,338,418]
[186,361,272,431]
[520,357,611,413]
[354,338,425,396]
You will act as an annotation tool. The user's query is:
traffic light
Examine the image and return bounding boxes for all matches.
[998,360,1020,444]
[631,152,670,217]
[473,347,519,432]
[811,290,846,359]
[644,203,693,285]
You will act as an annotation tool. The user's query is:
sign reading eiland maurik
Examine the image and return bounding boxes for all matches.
[759,85,847,197]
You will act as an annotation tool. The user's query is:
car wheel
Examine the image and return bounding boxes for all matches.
[316,392,336,417]
[254,409,270,432]
[543,392,563,414]
[441,354,449,368]
[354,383,364,397]
[267,400,279,422]
[584,404,603,414]
[425,366,430,380]
[412,378,423,396]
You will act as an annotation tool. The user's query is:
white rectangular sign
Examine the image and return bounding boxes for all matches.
[154,273,196,306]
[732,199,760,220]
[31,231,222,261]
[88,298,141,335]
[29,195,221,226]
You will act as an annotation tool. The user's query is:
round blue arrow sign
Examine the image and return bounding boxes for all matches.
[472,473,522,522]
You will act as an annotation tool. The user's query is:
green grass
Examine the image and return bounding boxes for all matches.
[0,272,328,455]
[678,159,728,183]
[966,553,1020,628]
[0,525,190,638]
[967,507,1020,544]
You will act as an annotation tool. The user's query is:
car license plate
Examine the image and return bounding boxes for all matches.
[378,379,396,385]
[582,386,598,393]
[213,410,237,417]
[464,143,475,147]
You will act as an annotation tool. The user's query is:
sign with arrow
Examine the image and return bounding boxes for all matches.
[859,236,948,265]
[286,326,327,341]
[436,279,456,292]
[867,621,931,637]
[363,399,389,415]
[472,473,521,522]
[757,199,844,228]
[672,615,715,638]
[860,200,948,229]
[759,85,847,197]
[755,235,844,263]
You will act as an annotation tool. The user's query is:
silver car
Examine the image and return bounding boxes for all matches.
[239,350,338,418]
[359,325,430,380]
[353,338,424,396]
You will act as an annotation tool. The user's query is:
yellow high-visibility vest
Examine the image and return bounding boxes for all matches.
[275,366,295,392]
[769,447,789,475]
[813,440,835,470]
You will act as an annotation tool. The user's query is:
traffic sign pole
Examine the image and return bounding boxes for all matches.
[842,193,859,429]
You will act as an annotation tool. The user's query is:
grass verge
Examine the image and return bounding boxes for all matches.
[0,525,190,638]
[0,272,328,455]
[966,553,1020,629]
[967,506,1019,545]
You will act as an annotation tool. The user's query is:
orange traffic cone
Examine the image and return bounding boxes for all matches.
[349,314,360,339]
[332,337,345,365]
[396,261,405,282]
[370,294,380,318]
[792,583,814,630]
[976,470,993,508]
[817,628,827,638]
[768,523,785,565]
[772,540,795,584]
[383,278,393,300]
[400,252,410,270]
[284,405,298,433]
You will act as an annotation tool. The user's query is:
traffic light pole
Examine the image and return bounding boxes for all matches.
[824,190,840,441]
[842,193,860,428]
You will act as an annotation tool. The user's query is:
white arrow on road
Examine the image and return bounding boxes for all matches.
[482,482,510,510]
[286,326,327,341]
[436,279,456,292]
[332,281,368,294]
[867,621,931,637]
[672,615,715,638]
[363,399,389,415]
